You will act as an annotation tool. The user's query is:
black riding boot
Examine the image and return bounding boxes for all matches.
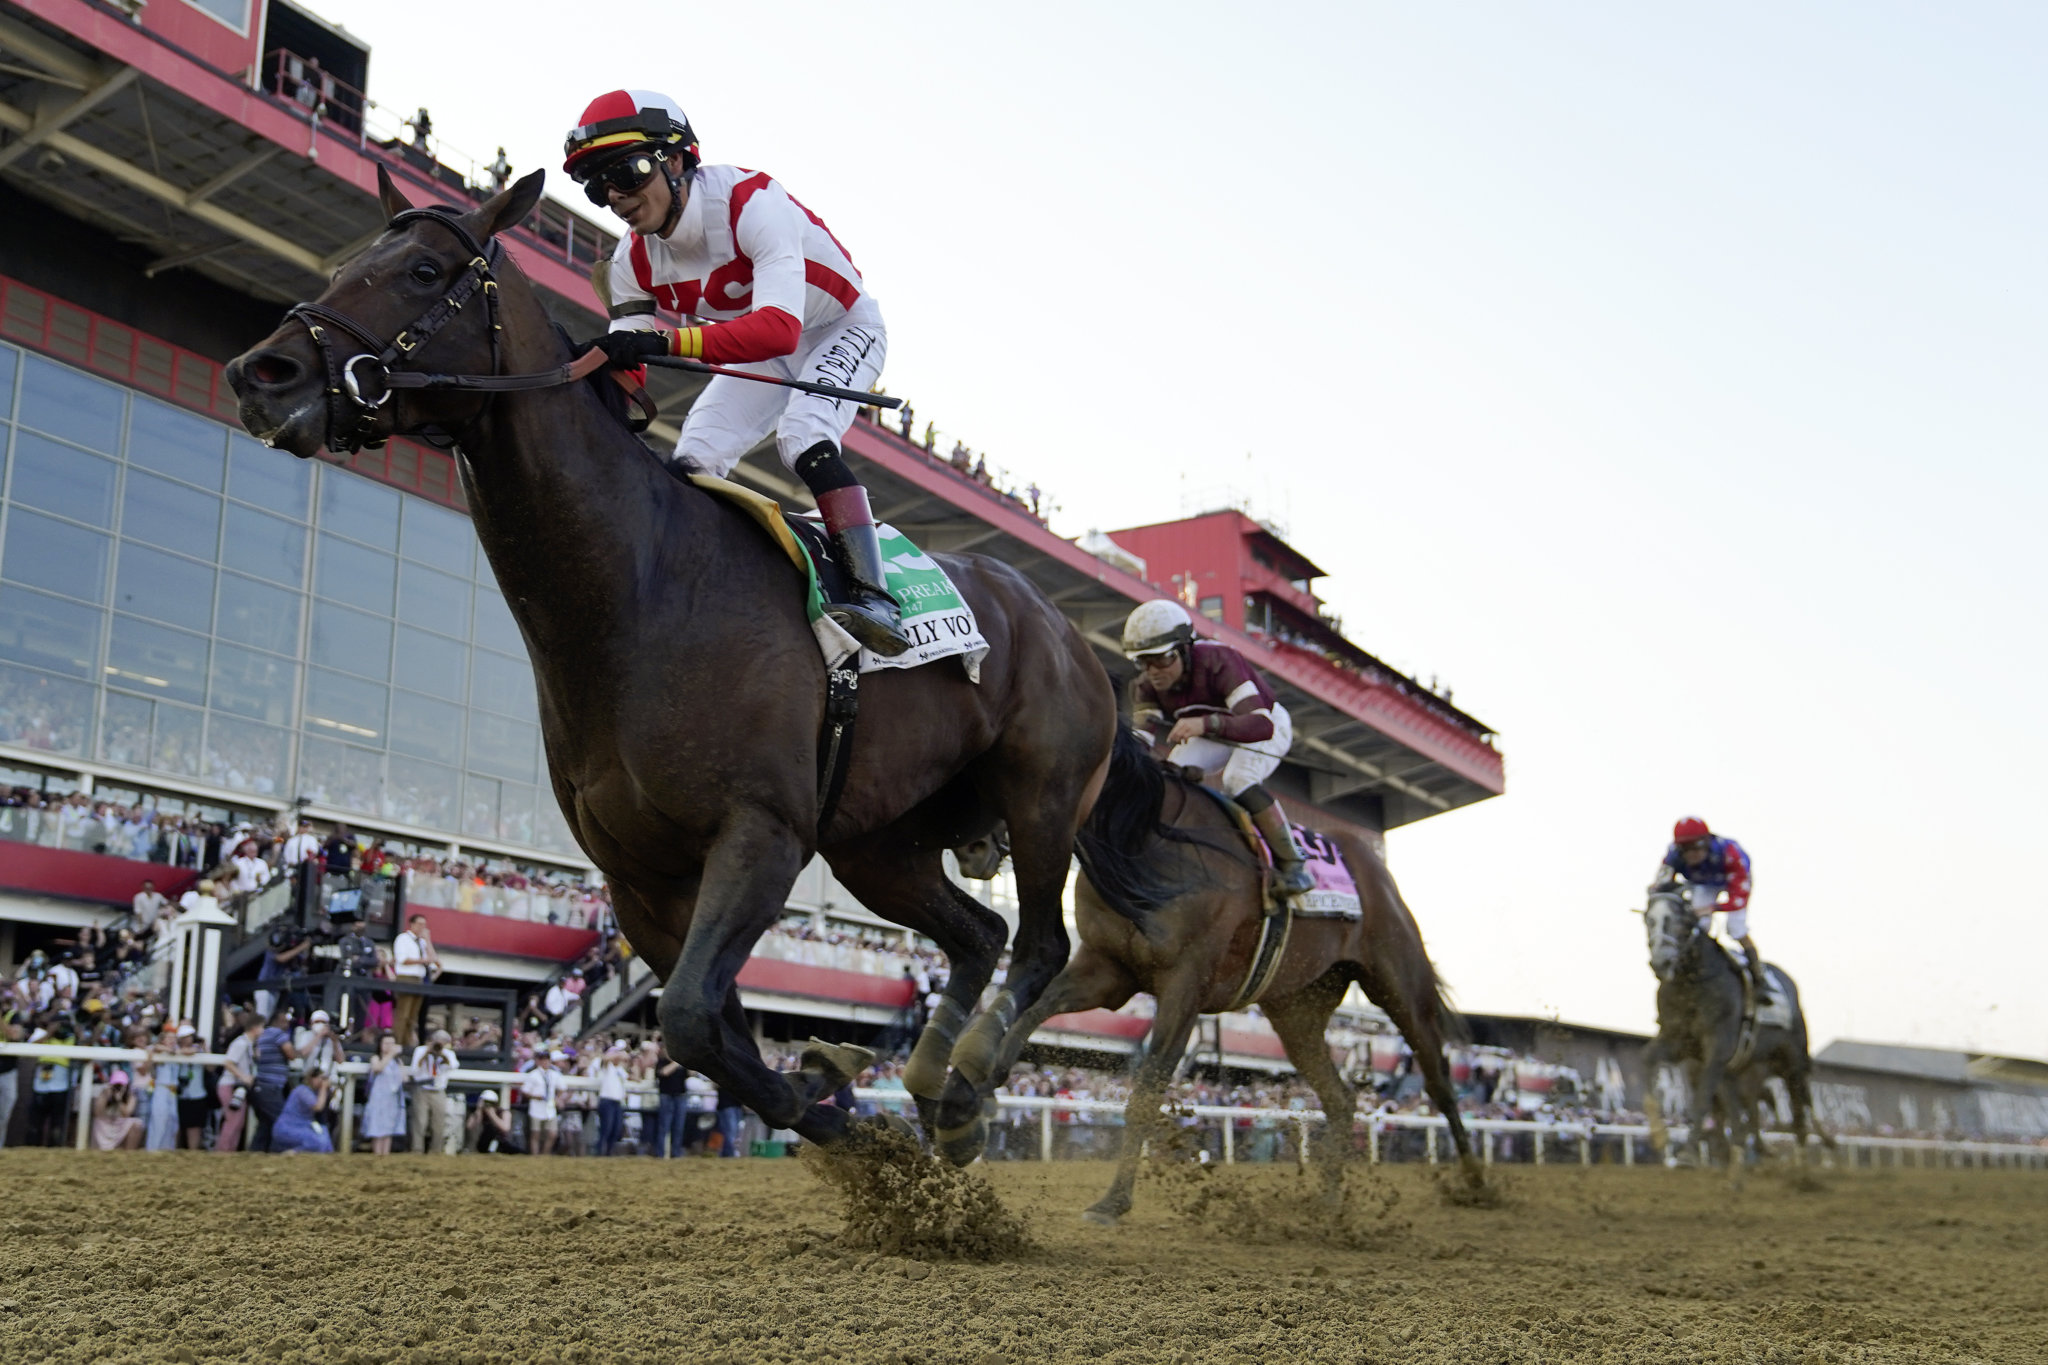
[1243,787,1313,899]
[796,442,912,657]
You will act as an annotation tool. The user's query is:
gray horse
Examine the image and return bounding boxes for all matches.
[1639,888,1831,1164]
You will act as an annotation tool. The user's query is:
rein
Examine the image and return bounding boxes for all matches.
[285,206,636,454]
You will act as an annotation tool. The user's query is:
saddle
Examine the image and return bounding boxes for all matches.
[1716,942,1792,1070]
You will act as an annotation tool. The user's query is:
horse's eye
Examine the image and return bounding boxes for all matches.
[411,261,441,284]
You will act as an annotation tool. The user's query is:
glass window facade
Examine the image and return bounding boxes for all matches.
[0,346,577,856]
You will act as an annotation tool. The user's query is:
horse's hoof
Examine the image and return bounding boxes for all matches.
[800,1038,875,1090]
[934,1116,988,1167]
[1080,1206,1123,1228]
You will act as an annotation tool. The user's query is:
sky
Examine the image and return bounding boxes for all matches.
[315,1,2048,1057]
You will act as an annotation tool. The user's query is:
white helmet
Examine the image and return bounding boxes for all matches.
[1122,599,1195,661]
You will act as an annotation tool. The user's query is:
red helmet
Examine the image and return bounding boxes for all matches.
[1672,816,1711,843]
[562,89,697,177]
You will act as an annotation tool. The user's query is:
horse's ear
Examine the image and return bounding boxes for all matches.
[377,164,414,220]
[474,169,548,240]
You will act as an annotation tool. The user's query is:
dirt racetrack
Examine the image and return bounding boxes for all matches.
[1,1148,2044,1364]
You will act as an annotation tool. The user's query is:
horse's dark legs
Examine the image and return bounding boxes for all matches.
[824,838,1008,1130]
[1641,1035,1680,1158]
[653,819,851,1143]
[1263,970,1358,1204]
[603,879,687,983]
[944,792,1083,1111]
[1084,975,1204,1228]
[1690,1038,1738,1168]
[986,946,1137,1095]
[1357,957,1482,1186]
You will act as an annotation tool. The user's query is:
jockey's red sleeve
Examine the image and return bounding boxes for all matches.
[1722,846,1752,914]
[669,307,803,365]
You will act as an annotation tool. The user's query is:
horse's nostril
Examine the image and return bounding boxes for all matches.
[249,353,299,386]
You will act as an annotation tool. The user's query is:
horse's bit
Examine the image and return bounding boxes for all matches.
[283,206,618,455]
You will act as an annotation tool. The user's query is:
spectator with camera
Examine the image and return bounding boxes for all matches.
[270,1071,334,1154]
[214,1010,261,1151]
[409,1027,458,1155]
[593,1042,629,1156]
[471,1089,524,1154]
[90,1069,145,1149]
[362,1031,407,1155]
[254,920,310,1022]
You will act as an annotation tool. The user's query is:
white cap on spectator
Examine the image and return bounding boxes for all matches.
[549,1049,568,1061]
[310,1010,331,1023]
[176,1023,196,1038]
[483,1090,501,1104]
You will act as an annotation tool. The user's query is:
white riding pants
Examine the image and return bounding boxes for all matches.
[1691,881,1748,939]
[676,299,887,477]
[1166,703,1292,798]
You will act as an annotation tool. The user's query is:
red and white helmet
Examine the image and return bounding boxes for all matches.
[562,90,698,177]
[1672,816,1711,843]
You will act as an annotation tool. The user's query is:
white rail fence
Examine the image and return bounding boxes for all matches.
[6,1044,2044,1169]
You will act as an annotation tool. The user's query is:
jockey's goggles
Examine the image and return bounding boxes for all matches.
[1133,648,1179,668]
[579,150,663,206]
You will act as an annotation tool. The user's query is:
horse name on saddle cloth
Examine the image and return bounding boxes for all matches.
[803,520,990,678]
[1292,826,1362,920]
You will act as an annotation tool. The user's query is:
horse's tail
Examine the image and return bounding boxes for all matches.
[1430,969,1471,1046]
[1074,721,1199,923]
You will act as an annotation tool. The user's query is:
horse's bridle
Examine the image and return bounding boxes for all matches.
[1644,888,1700,982]
[284,206,614,454]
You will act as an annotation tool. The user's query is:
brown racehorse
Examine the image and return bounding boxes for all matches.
[962,738,1482,1221]
[225,170,1134,1155]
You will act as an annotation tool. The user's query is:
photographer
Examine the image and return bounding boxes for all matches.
[471,1089,524,1154]
[254,921,310,1023]
[408,1028,457,1155]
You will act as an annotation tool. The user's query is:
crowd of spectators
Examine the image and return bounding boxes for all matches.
[2,787,242,868]
[853,406,1054,526]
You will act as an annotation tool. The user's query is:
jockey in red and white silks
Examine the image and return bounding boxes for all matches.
[604,161,884,481]
[564,89,908,656]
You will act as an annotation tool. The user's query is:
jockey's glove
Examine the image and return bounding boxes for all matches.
[578,330,673,369]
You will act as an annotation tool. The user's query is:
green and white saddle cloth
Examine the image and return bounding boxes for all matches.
[684,474,987,682]
[798,519,989,682]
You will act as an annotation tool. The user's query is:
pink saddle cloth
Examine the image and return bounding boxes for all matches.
[1290,825,1363,919]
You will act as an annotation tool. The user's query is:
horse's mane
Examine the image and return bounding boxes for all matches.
[1073,709,1255,924]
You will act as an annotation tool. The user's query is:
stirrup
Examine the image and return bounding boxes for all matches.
[828,592,913,657]
[1272,859,1314,897]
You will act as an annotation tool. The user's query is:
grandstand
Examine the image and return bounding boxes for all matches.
[0,0,1503,1067]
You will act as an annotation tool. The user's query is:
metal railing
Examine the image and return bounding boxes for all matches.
[8,1044,2044,1169]
[257,48,612,275]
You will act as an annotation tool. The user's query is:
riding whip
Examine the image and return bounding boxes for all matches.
[636,354,903,408]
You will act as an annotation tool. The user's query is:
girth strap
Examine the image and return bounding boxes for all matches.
[815,664,860,837]
[1225,900,1294,1012]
